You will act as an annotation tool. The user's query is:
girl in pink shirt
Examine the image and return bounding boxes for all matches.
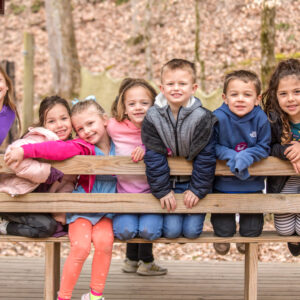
[108,78,167,276]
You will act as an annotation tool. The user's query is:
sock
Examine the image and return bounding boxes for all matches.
[57,297,70,300]
[90,289,103,299]
[0,218,9,235]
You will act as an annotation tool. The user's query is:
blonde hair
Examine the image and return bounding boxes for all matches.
[112,78,156,121]
[71,99,106,117]
[0,65,21,134]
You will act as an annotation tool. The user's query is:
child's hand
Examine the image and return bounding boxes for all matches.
[160,191,176,212]
[4,147,24,168]
[131,146,145,162]
[183,190,199,208]
[291,161,300,174]
[284,141,300,163]
[52,213,66,225]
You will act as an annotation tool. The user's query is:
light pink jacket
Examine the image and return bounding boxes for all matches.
[107,118,150,193]
[0,127,74,196]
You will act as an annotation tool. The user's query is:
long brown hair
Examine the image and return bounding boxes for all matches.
[0,65,21,134]
[112,78,157,121]
[262,58,300,144]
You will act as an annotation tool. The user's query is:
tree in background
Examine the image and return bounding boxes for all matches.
[194,0,206,92]
[260,0,276,90]
[45,0,80,98]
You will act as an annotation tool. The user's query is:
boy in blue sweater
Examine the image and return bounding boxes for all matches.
[212,70,271,255]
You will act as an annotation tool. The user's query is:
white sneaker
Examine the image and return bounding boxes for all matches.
[0,217,9,235]
[121,258,138,273]
[81,292,104,300]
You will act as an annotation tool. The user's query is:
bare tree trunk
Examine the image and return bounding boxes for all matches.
[144,0,153,81]
[194,0,205,92]
[45,0,80,99]
[131,0,139,37]
[261,0,276,91]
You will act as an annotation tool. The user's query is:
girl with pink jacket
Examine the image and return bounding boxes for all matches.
[0,96,75,237]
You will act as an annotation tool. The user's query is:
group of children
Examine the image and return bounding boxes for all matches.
[0,57,300,299]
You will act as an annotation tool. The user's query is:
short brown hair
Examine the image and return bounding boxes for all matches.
[161,58,196,83]
[223,70,261,95]
[112,78,156,122]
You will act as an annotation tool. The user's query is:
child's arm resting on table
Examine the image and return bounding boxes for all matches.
[234,121,271,180]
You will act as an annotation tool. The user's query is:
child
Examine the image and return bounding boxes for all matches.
[262,58,300,256]
[5,99,115,300]
[0,95,74,237]
[211,70,271,255]
[108,78,167,276]
[142,58,217,238]
[0,65,20,146]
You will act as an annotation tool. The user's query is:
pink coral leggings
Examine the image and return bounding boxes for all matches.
[58,217,114,299]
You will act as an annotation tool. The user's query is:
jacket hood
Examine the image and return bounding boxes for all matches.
[154,93,203,119]
[217,102,261,123]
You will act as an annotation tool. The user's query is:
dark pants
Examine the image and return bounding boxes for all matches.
[126,243,154,263]
[0,213,57,238]
[211,213,264,237]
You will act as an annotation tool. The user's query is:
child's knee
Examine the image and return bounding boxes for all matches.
[114,227,137,240]
[139,228,162,240]
[71,242,91,260]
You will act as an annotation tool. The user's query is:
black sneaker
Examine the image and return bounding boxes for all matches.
[287,242,300,256]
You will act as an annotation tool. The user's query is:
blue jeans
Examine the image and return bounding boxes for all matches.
[113,213,163,241]
[163,182,206,239]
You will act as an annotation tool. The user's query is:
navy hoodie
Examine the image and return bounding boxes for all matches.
[214,103,271,192]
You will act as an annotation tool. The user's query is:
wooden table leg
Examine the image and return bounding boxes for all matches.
[44,242,61,300]
[244,242,258,300]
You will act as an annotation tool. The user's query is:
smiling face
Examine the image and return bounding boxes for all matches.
[72,106,108,146]
[223,79,260,117]
[124,86,153,128]
[277,75,300,123]
[0,71,8,110]
[44,104,72,141]
[160,68,198,111]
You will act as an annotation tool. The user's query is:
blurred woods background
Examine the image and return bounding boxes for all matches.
[0,0,299,142]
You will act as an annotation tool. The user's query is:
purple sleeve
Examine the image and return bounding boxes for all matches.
[45,167,64,185]
[0,106,15,146]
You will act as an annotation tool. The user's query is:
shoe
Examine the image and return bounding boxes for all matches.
[136,260,168,276]
[213,243,230,255]
[81,292,104,300]
[287,242,300,256]
[0,217,9,235]
[236,243,246,254]
[121,258,138,273]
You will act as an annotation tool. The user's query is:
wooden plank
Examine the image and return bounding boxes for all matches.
[244,243,258,300]
[44,242,60,300]
[0,155,297,176]
[1,259,300,299]
[1,192,300,213]
[1,231,300,243]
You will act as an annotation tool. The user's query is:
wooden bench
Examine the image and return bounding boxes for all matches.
[0,155,300,300]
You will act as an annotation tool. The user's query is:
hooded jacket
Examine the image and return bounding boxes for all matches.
[214,103,271,192]
[142,93,218,199]
[266,112,291,193]
[21,138,96,193]
[0,127,59,196]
